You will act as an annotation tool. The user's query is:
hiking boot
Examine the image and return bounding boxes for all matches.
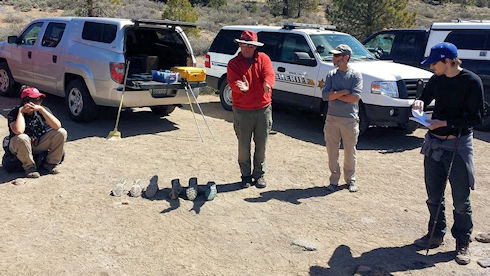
[348,182,359,193]
[204,181,217,201]
[42,163,60,174]
[25,167,40,178]
[326,184,339,192]
[241,176,253,188]
[455,242,470,265]
[169,179,182,200]
[413,234,444,249]
[186,177,198,201]
[254,176,267,189]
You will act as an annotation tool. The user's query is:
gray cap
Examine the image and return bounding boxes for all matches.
[329,44,352,56]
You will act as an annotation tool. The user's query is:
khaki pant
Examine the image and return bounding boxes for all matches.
[9,128,67,171]
[233,105,272,178]
[323,115,359,185]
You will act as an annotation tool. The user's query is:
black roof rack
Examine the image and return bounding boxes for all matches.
[282,22,336,30]
[132,19,197,28]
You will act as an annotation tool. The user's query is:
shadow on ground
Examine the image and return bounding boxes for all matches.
[244,185,347,205]
[1,95,179,142]
[310,244,454,275]
[141,181,243,214]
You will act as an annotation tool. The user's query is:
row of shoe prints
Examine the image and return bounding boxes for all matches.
[111,175,217,201]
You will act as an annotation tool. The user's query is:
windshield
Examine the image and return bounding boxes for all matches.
[310,34,376,61]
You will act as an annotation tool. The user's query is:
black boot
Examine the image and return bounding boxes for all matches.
[455,241,470,265]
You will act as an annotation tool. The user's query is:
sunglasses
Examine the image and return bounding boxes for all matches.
[26,97,43,103]
[239,43,256,48]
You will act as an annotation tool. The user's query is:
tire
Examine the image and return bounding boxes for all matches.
[474,97,490,131]
[403,120,419,134]
[219,79,232,111]
[150,105,176,116]
[358,103,369,135]
[0,61,20,97]
[65,79,98,122]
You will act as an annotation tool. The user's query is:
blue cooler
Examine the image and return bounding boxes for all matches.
[151,70,179,84]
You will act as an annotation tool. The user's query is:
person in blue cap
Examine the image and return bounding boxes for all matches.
[412,42,484,265]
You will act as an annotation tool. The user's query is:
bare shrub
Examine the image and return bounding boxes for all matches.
[189,35,212,56]
[3,13,25,24]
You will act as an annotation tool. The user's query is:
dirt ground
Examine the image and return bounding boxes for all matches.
[0,94,489,275]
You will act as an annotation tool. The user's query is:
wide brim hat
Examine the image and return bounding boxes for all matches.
[234,30,264,47]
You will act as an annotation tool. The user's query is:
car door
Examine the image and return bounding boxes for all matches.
[363,31,396,60]
[271,33,319,110]
[33,21,67,95]
[390,31,427,67]
[8,21,44,86]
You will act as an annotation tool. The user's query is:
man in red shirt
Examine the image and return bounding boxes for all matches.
[227,30,275,188]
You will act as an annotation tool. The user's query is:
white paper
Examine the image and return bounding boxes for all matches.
[409,109,431,127]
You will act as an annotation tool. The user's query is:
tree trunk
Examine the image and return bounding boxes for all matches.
[87,0,95,17]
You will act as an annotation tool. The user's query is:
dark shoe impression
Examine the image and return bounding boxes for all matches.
[414,234,444,249]
[455,242,470,265]
[254,176,267,189]
[241,176,253,188]
[169,179,182,200]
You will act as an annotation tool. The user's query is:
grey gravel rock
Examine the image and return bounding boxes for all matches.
[475,233,490,243]
[291,240,317,251]
[477,258,490,268]
[11,179,26,186]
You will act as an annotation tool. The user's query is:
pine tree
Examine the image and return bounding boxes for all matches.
[162,0,199,36]
[267,0,319,18]
[326,0,416,40]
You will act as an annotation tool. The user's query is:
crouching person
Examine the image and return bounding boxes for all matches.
[7,87,67,178]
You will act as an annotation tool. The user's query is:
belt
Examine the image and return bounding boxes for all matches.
[431,133,457,140]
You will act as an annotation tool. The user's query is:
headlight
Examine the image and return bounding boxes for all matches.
[371,81,399,98]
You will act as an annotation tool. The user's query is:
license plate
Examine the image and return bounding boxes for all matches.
[151,88,170,96]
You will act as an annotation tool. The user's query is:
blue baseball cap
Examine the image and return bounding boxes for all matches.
[421,42,458,65]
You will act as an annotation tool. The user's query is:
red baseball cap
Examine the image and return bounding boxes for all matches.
[21,87,46,99]
[234,30,264,47]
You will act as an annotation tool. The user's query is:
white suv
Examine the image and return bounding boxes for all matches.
[0,17,203,121]
[205,23,433,133]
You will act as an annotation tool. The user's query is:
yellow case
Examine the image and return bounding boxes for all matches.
[171,66,206,82]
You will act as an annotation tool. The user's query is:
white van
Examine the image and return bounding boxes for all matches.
[205,23,433,133]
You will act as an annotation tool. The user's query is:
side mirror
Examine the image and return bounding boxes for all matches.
[294,52,317,66]
[7,36,18,44]
[316,45,325,54]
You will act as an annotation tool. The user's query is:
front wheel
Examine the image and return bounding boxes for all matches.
[0,62,20,97]
[219,79,232,111]
[65,79,98,122]
[358,103,369,135]
[150,105,176,116]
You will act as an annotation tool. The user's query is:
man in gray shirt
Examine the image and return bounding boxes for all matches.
[322,44,363,192]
